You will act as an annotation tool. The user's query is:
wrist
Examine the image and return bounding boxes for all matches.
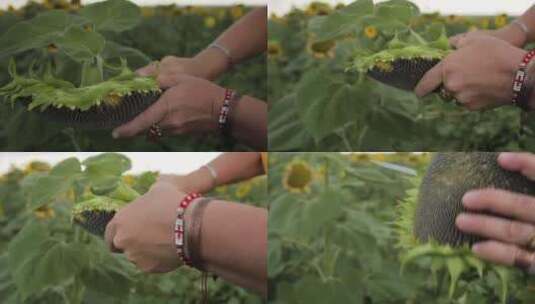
[185,168,216,193]
[502,23,528,47]
[194,48,230,80]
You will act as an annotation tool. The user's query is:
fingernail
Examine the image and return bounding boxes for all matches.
[455,213,470,228]
[462,191,479,207]
[498,152,515,163]
[472,243,482,254]
[112,130,120,139]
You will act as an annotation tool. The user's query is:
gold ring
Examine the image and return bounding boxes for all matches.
[527,233,535,251]
[439,86,455,101]
[147,123,163,142]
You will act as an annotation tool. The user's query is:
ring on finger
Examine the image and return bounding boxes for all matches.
[513,251,535,274]
[147,123,164,142]
[439,86,455,101]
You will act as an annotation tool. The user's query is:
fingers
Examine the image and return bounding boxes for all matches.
[104,220,123,253]
[456,213,535,246]
[136,62,158,77]
[498,152,535,180]
[462,189,535,223]
[112,94,171,138]
[449,34,465,49]
[415,61,444,97]
[471,240,535,271]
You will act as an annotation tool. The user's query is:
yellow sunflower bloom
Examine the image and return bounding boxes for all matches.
[24,161,51,175]
[363,26,378,39]
[494,14,508,28]
[235,182,252,199]
[308,39,336,58]
[480,17,490,29]
[215,185,228,195]
[369,153,386,162]
[141,7,155,17]
[351,153,371,162]
[34,205,56,219]
[122,175,136,186]
[204,16,216,28]
[283,160,314,193]
[230,5,244,20]
[268,41,283,59]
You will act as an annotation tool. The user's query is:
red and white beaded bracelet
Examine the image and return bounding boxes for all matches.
[175,192,202,266]
[218,88,234,131]
[512,49,535,109]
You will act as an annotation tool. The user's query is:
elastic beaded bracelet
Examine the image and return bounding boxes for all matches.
[512,49,535,110]
[175,192,202,266]
[218,88,241,135]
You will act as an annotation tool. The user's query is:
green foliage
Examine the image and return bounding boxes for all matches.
[268,0,535,151]
[0,153,267,303]
[0,2,266,151]
[268,153,535,303]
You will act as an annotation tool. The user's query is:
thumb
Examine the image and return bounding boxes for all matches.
[112,94,170,138]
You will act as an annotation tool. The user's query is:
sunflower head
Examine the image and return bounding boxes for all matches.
[34,205,56,219]
[204,16,216,28]
[363,25,378,40]
[480,17,490,29]
[306,2,332,16]
[395,153,533,303]
[268,41,283,59]
[235,182,252,199]
[283,160,314,194]
[495,14,508,28]
[230,5,244,20]
[24,161,51,175]
[308,39,336,58]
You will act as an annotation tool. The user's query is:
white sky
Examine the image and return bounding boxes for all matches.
[0,0,267,9]
[0,0,529,15]
[270,0,532,16]
[0,152,220,174]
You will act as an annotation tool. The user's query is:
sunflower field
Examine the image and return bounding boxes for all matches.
[268,152,535,303]
[0,0,266,151]
[268,0,535,151]
[0,153,267,303]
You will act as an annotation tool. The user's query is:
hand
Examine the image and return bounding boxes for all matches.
[415,36,527,110]
[137,48,230,86]
[105,182,187,273]
[455,153,535,273]
[112,74,226,138]
[157,170,214,194]
[449,23,527,49]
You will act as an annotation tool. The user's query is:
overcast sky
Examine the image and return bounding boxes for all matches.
[0,152,221,174]
[0,0,531,14]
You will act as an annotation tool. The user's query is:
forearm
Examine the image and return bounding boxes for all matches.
[193,7,267,79]
[518,5,535,44]
[229,96,268,150]
[185,152,264,193]
[185,200,267,297]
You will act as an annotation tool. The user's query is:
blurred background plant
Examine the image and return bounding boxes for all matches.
[268,152,535,303]
[0,152,267,303]
[0,0,266,151]
[268,0,535,151]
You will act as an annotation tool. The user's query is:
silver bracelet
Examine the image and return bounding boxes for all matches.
[209,42,234,67]
[513,19,531,37]
[202,164,218,189]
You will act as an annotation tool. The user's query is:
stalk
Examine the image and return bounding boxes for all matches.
[80,55,104,87]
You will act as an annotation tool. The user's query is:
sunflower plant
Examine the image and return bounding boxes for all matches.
[0,153,267,304]
[268,0,535,152]
[0,0,159,111]
[269,153,535,304]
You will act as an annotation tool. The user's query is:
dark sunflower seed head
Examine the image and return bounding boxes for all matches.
[415,152,535,247]
[367,58,440,91]
[73,209,116,237]
[23,90,161,129]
